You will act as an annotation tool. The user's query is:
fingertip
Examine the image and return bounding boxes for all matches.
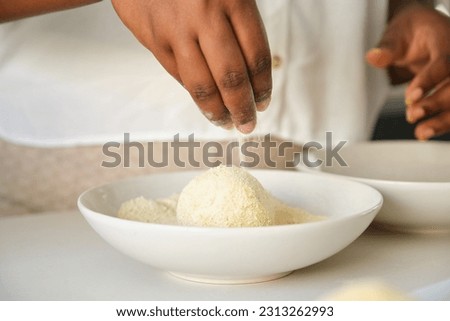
[366,48,393,68]
[405,87,424,105]
[406,106,426,124]
[256,96,271,112]
[406,108,414,123]
[366,48,382,58]
[416,127,435,141]
[413,107,426,122]
[237,119,256,134]
[211,119,233,130]
[204,110,233,130]
[222,122,234,130]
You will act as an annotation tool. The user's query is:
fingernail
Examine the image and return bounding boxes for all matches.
[222,122,234,130]
[418,128,435,141]
[203,111,214,120]
[368,48,382,55]
[255,89,272,112]
[366,48,385,66]
[256,97,271,112]
[237,120,256,134]
[413,107,426,120]
[410,87,424,102]
[406,109,414,123]
[407,107,425,123]
[406,88,424,106]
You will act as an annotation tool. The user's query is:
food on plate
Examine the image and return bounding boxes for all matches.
[177,165,275,227]
[118,194,178,225]
[118,165,324,227]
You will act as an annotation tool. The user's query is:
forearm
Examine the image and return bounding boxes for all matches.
[0,0,102,22]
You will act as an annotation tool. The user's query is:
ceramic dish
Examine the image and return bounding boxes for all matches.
[299,140,450,233]
[78,170,382,284]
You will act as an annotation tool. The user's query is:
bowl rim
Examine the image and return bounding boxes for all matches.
[77,170,383,233]
[300,166,450,187]
[299,140,450,186]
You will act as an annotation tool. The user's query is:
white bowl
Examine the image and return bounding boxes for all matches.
[77,170,382,284]
[299,140,450,233]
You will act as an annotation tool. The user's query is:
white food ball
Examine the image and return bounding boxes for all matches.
[176,165,275,227]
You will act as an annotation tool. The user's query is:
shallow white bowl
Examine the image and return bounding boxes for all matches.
[300,140,450,233]
[78,170,382,284]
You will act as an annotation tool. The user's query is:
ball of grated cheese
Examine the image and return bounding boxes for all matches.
[176,165,275,227]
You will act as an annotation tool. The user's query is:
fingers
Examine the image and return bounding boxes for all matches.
[113,0,271,134]
[415,111,450,140]
[366,48,397,69]
[151,2,269,133]
[149,44,183,84]
[164,1,271,133]
[406,78,450,140]
[198,14,257,134]
[365,25,406,69]
[172,18,257,133]
[365,4,450,140]
[405,55,450,104]
[366,7,449,94]
[406,78,449,123]
[174,41,232,129]
[225,0,272,111]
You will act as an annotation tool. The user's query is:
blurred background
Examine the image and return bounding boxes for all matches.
[373,0,450,141]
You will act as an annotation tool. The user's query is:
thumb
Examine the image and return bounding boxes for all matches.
[365,47,396,68]
[365,26,405,68]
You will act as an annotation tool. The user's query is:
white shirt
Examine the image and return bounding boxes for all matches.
[0,0,389,147]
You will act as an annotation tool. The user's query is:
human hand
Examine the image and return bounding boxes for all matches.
[365,4,450,140]
[407,77,450,140]
[111,0,272,134]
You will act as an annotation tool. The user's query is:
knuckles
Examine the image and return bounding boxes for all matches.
[191,84,218,101]
[248,55,272,77]
[254,88,272,104]
[220,71,247,89]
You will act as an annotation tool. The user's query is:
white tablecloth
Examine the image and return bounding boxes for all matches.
[0,211,449,300]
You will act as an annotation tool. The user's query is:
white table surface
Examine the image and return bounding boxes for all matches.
[1,210,449,301]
